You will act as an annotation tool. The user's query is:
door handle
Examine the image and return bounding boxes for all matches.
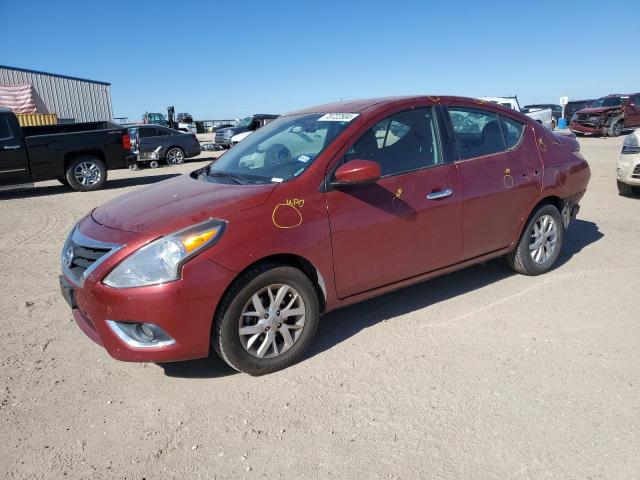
[2,145,22,150]
[426,188,453,200]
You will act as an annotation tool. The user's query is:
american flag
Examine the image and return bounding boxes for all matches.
[0,83,37,114]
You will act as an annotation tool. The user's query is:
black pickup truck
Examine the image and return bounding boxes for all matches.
[0,107,132,192]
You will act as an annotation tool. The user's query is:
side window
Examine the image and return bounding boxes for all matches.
[0,117,13,141]
[499,116,525,149]
[447,107,506,160]
[634,94,640,106]
[344,107,442,176]
[138,127,154,138]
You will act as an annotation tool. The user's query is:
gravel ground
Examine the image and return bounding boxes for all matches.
[1,136,638,479]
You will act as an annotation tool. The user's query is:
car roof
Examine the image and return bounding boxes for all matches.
[285,95,524,116]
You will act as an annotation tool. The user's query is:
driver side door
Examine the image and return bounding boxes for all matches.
[325,106,463,298]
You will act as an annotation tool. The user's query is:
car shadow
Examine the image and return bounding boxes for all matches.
[159,219,602,379]
[159,356,237,379]
[0,173,181,199]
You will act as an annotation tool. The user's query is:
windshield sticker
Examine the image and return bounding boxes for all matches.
[271,177,284,183]
[294,168,305,177]
[298,155,311,163]
[318,113,359,122]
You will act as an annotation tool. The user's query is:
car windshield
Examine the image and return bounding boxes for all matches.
[236,117,253,128]
[591,97,623,108]
[204,113,355,184]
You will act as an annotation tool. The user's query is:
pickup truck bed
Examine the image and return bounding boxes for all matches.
[0,108,132,192]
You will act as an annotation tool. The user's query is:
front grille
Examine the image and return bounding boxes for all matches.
[62,230,121,287]
[632,165,640,179]
[68,241,111,280]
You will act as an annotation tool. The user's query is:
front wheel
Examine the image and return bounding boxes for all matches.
[506,204,564,276]
[212,263,319,375]
[165,147,185,165]
[65,155,107,191]
[608,121,623,137]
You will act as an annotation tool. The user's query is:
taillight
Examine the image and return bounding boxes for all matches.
[122,133,131,150]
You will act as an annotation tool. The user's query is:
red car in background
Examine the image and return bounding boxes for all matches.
[59,96,590,375]
[570,93,640,137]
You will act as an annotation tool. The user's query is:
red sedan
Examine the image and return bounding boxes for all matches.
[59,96,590,375]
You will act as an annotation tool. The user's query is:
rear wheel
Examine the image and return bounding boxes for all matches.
[65,155,107,191]
[506,204,564,276]
[165,147,185,165]
[212,263,319,375]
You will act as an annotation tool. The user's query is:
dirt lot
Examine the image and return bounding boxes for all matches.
[1,137,638,479]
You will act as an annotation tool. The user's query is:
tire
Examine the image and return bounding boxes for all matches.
[56,176,70,187]
[65,155,107,191]
[212,263,319,376]
[608,120,623,137]
[165,147,185,165]
[506,204,564,276]
[617,180,639,197]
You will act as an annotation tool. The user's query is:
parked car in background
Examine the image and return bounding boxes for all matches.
[481,96,554,129]
[570,94,640,137]
[524,104,562,128]
[214,114,279,148]
[0,107,131,191]
[60,96,590,375]
[128,125,201,165]
[564,99,594,123]
[230,130,252,147]
[616,129,640,196]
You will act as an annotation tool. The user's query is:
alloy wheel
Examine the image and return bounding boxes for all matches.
[529,214,558,264]
[166,148,185,165]
[74,162,101,186]
[238,284,306,358]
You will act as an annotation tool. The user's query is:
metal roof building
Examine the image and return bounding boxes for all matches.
[0,65,113,123]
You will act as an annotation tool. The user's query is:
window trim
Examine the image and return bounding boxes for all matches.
[327,106,447,182]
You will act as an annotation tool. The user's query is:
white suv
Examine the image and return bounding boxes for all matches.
[617,129,640,196]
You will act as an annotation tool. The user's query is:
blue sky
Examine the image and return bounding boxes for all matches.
[2,0,638,120]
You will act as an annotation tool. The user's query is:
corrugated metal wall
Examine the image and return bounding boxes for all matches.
[0,66,113,123]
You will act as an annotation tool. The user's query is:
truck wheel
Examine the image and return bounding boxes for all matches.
[609,121,623,137]
[65,156,107,191]
[212,263,319,376]
[165,147,185,165]
[506,204,564,276]
[617,180,639,197]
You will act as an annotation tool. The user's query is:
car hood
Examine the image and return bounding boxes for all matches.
[91,173,276,235]
[576,106,621,115]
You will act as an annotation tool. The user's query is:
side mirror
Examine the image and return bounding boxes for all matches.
[332,159,381,186]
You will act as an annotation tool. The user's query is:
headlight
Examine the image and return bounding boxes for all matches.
[103,219,226,288]
[622,133,640,154]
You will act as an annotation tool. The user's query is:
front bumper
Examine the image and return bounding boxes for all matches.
[617,153,640,186]
[62,219,236,362]
[569,121,604,135]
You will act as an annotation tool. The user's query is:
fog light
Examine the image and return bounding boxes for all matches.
[617,167,624,178]
[107,320,175,348]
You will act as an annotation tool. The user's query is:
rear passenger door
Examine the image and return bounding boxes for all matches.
[446,105,542,259]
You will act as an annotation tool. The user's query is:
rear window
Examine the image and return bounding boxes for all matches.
[448,107,506,160]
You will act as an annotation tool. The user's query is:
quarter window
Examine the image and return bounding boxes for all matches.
[344,107,442,176]
[448,107,506,160]
[499,116,525,149]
